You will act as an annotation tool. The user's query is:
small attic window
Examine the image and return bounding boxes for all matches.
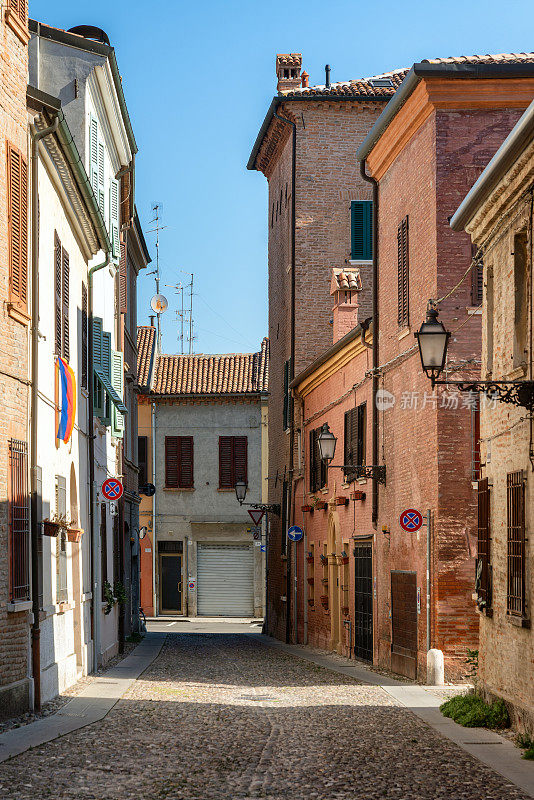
[368,78,394,88]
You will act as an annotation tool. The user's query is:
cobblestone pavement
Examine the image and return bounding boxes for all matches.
[0,633,529,800]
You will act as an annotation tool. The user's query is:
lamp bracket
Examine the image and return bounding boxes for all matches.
[240,501,281,517]
[433,380,534,412]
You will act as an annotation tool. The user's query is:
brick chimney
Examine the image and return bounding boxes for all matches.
[330,269,362,343]
[276,54,302,93]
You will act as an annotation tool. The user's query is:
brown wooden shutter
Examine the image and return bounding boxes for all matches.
[356,403,366,466]
[10,0,27,22]
[165,436,179,488]
[54,232,62,354]
[120,170,131,227]
[477,477,491,609]
[62,248,70,361]
[7,143,28,310]
[309,430,316,492]
[219,436,234,488]
[471,245,483,306]
[178,436,194,488]
[234,436,248,484]
[81,283,88,388]
[397,216,409,326]
[119,241,127,314]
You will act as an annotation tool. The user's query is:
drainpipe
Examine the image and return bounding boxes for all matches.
[274,111,296,643]
[359,160,379,526]
[30,115,59,711]
[89,252,111,671]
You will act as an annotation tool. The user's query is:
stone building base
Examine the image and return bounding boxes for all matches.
[480,683,534,736]
[0,677,32,720]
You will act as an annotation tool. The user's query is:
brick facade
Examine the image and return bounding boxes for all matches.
[366,84,529,678]
[0,8,31,718]
[251,68,393,640]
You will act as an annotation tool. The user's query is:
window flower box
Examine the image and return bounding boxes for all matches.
[335,496,348,506]
[315,500,328,511]
[321,577,329,586]
[301,504,314,513]
[350,490,366,501]
[342,606,350,615]
[43,520,61,537]
[306,553,314,564]
[67,527,84,544]
[320,554,328,565]
[320,595,329,609]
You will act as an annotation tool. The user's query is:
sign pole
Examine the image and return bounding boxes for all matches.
[426,509,431,652]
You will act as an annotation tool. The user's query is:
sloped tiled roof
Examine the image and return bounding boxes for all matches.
[153,337,269,396]
[421,52,534,66]
[281,68,408,99]
[277,53,302,67]
[136,326,156,390]
[331,268,362,293]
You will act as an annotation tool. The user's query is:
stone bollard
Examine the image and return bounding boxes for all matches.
[427,648,445,685]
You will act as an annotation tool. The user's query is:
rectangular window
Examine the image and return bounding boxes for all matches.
[7,142,28,311]
[54,232,70,361]
[476,477,491,611]
[219,436,247,488]
[397,215,409,327]
[513,231,528,369]
[309,427,327,492]
[471,398,480,481]
[507,471,526,617]
[9,439,29,601]
[165,436,194,488]
[350,200,372,260]
[344,404,366,480]
[55,475,68,604]
[100,502,107,600]
[283,358,292,430]
[138,436,148,486]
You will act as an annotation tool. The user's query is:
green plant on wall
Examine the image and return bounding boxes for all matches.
[103,580,116,615]
[465,648,479,689]
[114,581,127,608]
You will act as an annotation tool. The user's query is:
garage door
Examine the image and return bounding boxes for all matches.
[197,543,254,616]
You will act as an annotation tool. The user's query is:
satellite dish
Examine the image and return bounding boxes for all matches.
[150,294,168,314]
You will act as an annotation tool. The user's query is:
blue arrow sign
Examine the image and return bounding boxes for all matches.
[287,525,304,543]
[260,544,267,552]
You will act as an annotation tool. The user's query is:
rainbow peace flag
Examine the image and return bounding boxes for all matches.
[56,356,76,443]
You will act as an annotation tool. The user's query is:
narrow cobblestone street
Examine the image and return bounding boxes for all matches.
[0,629,530,800]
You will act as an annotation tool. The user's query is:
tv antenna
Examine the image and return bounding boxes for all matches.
[167,271,194,354]
[146,203,168,350]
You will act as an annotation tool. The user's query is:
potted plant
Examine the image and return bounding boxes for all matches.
[315,500,328,511]
[320,595,329,609]
[301,504,314,513]
[67,526,84,543]
[320,553,328,566]
[307,576,314,585]
[351,490,366,501]
[335,496,348,506]
[339,550,349,565]
[103,581,116,615]
[306,552,314,564]
[42,512,71,538]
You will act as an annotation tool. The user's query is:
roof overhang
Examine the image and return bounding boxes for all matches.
[451,97,534,231]
[356,61,534,164]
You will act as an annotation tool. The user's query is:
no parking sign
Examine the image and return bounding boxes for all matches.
[399,509,423,532]
[102,478,124,501]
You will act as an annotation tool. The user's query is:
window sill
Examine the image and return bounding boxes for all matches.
[466,306,482,316]
[348,260,372,267]
[164,487,195,492]
[81,387,89,399]
[217,487,236,492]
[506,614,530,629]
[5,8,30,44]
[398,326,411,341]
[7,600,32,613]
[7,302,30,326]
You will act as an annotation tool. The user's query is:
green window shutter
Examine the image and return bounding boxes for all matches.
[89,115,99,197]
[92,317,104,418]
[111,350,124,437]
[351,200,373,260]
[110,179,120,260]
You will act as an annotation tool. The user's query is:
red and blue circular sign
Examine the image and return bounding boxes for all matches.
[399,508,423,532]
[102,478,124,501]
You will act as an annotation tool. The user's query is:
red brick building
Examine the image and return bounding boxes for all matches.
[248,54,406,641]
[356,54,534,679]
[0,2,31,717]
[292,271,374,657]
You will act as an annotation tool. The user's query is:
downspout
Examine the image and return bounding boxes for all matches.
[359,160,379,526]
[89,252,111,671]
[274,112,296,643]
[30,115,59,711]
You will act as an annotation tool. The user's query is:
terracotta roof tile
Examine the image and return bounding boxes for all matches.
[153,338,269,396]
[422,52,534,65]
[277,53,302,68]
[331,268,362,293]
[136,326,156,390]
[281,68,408,99]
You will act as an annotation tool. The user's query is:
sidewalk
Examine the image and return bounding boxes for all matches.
[255,635,534,799]
[0,633,166,764]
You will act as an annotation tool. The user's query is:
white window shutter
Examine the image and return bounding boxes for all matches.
[111,350,124,436]
[110,179,120,261]
[98,141,105,216]
[89,115,99,197]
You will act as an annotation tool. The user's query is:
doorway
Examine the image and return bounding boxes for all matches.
[354,542,373,662]
[391,570,418,679]
[158,541,183,615]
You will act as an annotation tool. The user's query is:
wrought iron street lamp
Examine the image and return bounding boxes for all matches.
[415,301,534,411]
[234,477,280,515]
[317,422,386,485]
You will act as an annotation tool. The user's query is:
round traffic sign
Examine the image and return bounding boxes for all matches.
[102,478,124,501]
[287,525,304,542]
[400,508,423,532]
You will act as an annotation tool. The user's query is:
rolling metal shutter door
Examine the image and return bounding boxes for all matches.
[197,543,254,616]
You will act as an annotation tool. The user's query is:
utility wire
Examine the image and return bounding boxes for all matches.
[195,292,256,348]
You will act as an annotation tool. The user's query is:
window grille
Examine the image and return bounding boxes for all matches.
[476,477,491,610]
[397,216,409,326]
[507,471,526,617]
[9,439,29,601]
[55,475,68,603]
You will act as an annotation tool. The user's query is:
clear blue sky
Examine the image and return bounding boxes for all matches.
[31,0,534,355]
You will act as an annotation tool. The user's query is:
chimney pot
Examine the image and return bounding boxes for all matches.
[276,53,303,93]
[301,70,309,88]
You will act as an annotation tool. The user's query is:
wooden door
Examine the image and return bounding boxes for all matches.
[391,570,417,679]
